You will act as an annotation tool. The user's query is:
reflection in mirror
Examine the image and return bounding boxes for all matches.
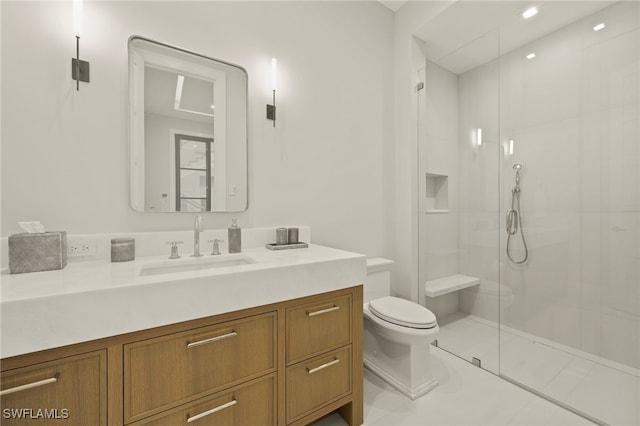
[129,37,248,212]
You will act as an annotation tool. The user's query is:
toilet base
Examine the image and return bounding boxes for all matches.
[364,356,438,400]
[363,309,439,400]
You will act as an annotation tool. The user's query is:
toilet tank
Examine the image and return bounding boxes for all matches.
[365,258,395,303]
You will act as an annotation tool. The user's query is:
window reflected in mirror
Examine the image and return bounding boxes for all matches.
[176,135,213,212]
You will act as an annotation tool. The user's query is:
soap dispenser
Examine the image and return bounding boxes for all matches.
[228,217,242,253]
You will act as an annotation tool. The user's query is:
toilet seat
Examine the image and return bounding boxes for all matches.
[369,296,437,329]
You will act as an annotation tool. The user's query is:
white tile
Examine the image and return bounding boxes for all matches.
[376,348,548,426]
[437,314,502,373]
[600,309,640,369]
[361,369,414,425]
[565,364,640,426]
[500,338,574,392]
[439,314,640,425]
[545,406,596,426]
[542,356,597,402]
[313,348,599,426]
[423,213,460,280]
[507,394,588,426]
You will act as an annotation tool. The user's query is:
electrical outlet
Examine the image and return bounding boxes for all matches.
[68,239,97,257]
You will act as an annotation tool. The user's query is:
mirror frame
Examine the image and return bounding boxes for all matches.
[128,35,249,213]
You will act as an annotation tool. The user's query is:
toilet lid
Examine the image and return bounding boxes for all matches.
[369,296,437,329]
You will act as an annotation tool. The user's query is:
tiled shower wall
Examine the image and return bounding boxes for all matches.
[458,1,639,369]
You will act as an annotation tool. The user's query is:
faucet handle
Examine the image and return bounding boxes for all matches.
[209,239,224,255]
[168,241,183,259]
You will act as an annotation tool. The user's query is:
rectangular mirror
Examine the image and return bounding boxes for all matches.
[129,36,248,212]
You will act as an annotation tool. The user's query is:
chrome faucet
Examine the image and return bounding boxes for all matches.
[209,239,224,255]
[191,215,204,257]
[168,241,183,259]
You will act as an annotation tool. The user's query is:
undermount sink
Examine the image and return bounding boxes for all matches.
[139,254,255,276]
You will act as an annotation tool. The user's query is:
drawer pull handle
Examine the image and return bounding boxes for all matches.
[307,357,340,374]
[0,376,58,396]
[187,331,237,349]
[187,399,237,423]
[307,305,339,317]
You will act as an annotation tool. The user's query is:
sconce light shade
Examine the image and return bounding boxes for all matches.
[72,0,90,91]
[73,0,83,37]
[271,58,277,91]
[477,128,482,146]
[266,58,277,127]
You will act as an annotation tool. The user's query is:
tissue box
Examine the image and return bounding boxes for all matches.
[9,231,67,274]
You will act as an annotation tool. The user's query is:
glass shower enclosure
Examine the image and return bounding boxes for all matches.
[416,2,639,424]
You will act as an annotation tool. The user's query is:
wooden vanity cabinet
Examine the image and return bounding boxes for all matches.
[286,345,352,423]
[285,293,357,424]
[0,286,363,426]
[286,294,352,364]
[0,351,107,426]
[124,312,276,423]
[130,374,277,426]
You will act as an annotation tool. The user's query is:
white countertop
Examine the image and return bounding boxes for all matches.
[1,244,366,358]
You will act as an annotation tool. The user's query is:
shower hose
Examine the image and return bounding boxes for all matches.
[506,166,529,264]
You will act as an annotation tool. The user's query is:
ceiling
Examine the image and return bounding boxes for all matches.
[380,1,616,74]
[145,66,215,124]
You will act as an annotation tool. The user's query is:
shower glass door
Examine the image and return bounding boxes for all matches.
[498,2,640,424]
[417,26,501,374]
[416,1,639,424]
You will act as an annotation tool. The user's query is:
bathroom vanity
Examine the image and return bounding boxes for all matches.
[0,243,365,426]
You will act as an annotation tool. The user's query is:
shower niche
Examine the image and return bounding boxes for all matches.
[425,173,448,213]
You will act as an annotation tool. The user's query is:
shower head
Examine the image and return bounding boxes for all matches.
[513,163,522,187]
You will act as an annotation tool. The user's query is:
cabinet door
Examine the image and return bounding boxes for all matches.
[125,312,276,422]
[0,351,107,426]
[134,374,276,426]
[286,294,352,364]
[286,345,352,423]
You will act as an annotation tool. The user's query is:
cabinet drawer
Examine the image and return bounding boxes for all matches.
[286,346,352,423]
[0,351,107,426]
[133,374,276,426]
[124,312,276,423]
[286,294,352,364]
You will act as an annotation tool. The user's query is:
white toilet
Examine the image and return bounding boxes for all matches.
[364,258,439,400]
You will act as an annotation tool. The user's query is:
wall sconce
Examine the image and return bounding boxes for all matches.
[266,58,277,127]
[476,128,482,146]
[72,0,90,90]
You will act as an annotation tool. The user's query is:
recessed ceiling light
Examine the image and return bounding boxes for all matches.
[526,53,536,59]
[522,7,538,19]
[593,23,606,31]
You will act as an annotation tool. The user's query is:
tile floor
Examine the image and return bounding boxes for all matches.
[314,346,595,426]
[435,313,640,426]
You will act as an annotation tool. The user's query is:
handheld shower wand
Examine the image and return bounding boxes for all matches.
[506,164,528,263]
